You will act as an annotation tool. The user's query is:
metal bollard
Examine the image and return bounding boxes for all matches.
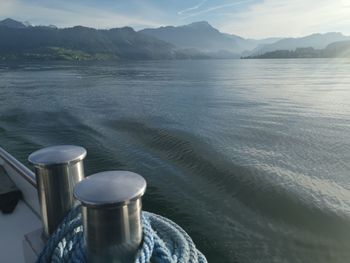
[28,145,86,237]
[74,171,147,263]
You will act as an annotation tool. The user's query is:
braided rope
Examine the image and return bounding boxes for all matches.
[36,206,207,263]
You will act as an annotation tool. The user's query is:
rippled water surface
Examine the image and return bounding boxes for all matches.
[1,59,350,263]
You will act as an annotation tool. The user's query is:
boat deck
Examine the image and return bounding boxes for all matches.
[0,147,43,263]
[0,200,41,262]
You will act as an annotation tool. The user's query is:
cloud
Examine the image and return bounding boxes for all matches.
[218,0,350,38]
[179,0,253,19]
[0,0,162,29]
[178,0,207,15]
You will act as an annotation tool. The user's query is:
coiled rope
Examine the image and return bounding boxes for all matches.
[36,205,207,263]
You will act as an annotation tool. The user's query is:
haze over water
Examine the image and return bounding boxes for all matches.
[1,59,350,263]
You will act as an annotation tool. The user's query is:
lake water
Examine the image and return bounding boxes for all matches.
[1,59,350,263]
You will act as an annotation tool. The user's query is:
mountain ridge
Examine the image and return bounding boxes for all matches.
[0,18,349,60]
[0,21,178,60]
[0,18,27,28]
[139,21,279,55]
[246,32,350,56]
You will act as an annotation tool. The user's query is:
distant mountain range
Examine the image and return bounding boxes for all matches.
[245,41,350,59]
[1,18,350,60]
[243,32,350,57]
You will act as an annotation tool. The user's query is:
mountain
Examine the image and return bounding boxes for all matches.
[140,21,248,56]
[325,40,350,57]
[245,40,350,59]
[247,32,350,56]
[224,34,282,54]
[239,38,282,56]
[0,24,182,60]
[141,21,236,52]
[140,21,286,57]
[0,18,27,28]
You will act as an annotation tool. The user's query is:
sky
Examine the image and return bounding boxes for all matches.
[0,0,350,38]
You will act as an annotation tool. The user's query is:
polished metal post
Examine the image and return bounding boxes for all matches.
[28,145,86,237]
[74,171,147,263]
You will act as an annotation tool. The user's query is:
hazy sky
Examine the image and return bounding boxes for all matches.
[1,0,350,38]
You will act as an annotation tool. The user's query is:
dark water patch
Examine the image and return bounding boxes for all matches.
[0,108,126,171]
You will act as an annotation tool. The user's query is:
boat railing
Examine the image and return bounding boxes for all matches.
[0,147,36,187]
[0,146,40,216]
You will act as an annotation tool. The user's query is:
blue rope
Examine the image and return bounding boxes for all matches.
[36,205,207,263]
